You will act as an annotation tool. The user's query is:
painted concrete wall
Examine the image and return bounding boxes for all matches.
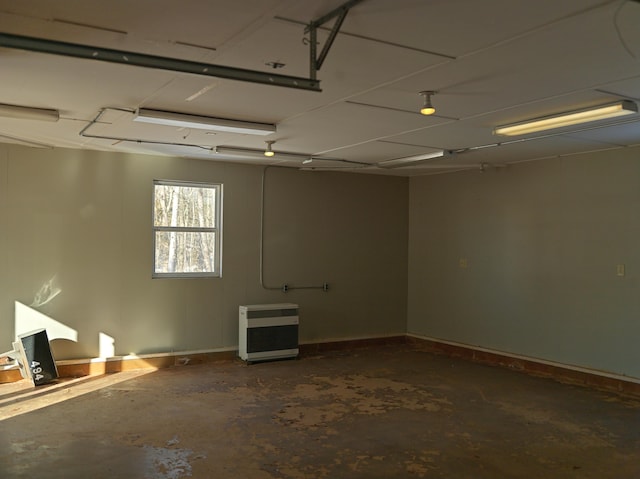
[408,146,640,379]
[0,144,408,360]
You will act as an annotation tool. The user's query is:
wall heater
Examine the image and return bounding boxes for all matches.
[239,303,299,362]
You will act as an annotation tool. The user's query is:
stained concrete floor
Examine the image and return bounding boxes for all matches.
[1,344,640,478]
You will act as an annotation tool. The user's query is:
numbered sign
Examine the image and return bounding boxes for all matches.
[18,329,59,386]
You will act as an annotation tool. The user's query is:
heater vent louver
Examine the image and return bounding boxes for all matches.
[239,303,299,362]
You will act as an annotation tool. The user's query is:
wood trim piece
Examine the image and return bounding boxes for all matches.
[3,333,638,399]
[0,336,406,384]
[0,368,23,383]
[0,350,237,384]
[406,335,640,397]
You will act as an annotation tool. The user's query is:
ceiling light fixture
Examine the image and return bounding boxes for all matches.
[134,108,276,136]
[377,150,446,168]
[264,140,275,157]
[419,91,436,116]
[494,100,638,136]
[0,103,59,122]
[214,145,368,167]
[215,145,311,161]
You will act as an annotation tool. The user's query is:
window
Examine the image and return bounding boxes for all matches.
[153,180,222,277]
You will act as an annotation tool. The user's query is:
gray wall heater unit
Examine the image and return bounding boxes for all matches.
[239,303,299,362]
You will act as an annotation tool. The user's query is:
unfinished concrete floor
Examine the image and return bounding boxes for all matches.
[1,344,639,478]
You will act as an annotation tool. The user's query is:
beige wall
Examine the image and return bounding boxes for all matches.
[408,146,640,379]
[0,144,408,359]
[6,141,636,378]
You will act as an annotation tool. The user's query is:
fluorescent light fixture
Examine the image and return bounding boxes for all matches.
[0,103,59,122]
[214,145,311,161]
[494,100,638,136]
[214,145,362,167]
[134,108,276,136]
[378,150,446,168]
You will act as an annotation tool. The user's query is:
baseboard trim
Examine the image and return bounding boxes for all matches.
[4,333,637,398]
[406,333,640,396]
[0,336,407,384]
[0,347,237,384]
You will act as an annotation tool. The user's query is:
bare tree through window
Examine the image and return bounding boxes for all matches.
[153,181,222,277]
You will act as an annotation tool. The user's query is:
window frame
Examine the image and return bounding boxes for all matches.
[152,179,223,279]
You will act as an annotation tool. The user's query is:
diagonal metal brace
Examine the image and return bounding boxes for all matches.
[305,0,367,79]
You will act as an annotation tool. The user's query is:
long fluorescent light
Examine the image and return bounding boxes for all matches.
[0,103,59,122]
[377,150,445,168]
[214,145,311,160]
[494,100,638,136]
[134,109,276,136]
[214,145,366,167]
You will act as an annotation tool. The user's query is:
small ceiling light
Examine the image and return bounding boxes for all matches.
[494,100,638,136]
[264,140,275,157]
[419,91,436,116]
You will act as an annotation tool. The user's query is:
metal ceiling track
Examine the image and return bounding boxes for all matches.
[0,32,321,92]
[0,2,365,91]
[306,0,368,80]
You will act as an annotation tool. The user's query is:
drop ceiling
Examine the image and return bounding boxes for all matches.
[0,0,639,176]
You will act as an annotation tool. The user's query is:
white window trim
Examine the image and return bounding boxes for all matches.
[152,179,223,278]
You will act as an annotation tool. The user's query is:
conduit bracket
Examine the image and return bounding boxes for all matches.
[305,0,367,80]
